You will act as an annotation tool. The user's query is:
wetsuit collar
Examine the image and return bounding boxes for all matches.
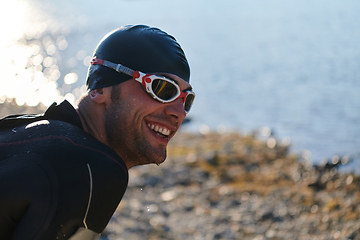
[44,100,83,129]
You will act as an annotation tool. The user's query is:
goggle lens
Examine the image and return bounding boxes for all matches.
[152,78,194,113]
[184,93,195,113]
[152,79,179,101]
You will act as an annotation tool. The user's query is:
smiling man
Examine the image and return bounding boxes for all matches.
[78,25,194,169]
[0,25,194,240]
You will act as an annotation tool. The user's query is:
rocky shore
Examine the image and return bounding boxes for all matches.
[102,131,360,240]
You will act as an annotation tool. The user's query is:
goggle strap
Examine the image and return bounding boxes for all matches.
[91,58,134,77]
[116,64,134,76]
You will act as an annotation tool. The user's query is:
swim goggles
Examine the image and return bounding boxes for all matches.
[91,58,195,113]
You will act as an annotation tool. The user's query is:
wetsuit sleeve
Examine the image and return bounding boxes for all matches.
[0,154,58,240]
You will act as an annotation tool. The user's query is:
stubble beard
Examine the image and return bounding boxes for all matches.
[104,86,167,166]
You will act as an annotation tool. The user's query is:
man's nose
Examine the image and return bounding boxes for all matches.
[164,98,186,120]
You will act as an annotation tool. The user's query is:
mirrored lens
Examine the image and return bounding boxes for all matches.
[184,93,195,112]
[152,79,178,100]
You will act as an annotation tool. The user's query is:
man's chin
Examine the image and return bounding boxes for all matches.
[153,149,167,166]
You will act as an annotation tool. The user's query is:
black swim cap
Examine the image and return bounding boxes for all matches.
[86,25,190,90]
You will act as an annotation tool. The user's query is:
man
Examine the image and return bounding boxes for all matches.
[0,25,195,240]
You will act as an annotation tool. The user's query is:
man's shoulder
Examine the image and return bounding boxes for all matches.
[0,119,127,172]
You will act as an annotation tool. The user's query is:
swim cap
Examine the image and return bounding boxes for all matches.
[86,25,190,90]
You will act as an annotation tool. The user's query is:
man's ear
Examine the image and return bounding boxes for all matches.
[89,87,112,105]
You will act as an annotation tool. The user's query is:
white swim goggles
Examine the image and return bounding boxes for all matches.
[91,58,195,113]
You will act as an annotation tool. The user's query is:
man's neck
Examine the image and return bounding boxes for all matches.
[76,97,107,145]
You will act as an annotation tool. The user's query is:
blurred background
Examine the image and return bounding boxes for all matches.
[1,0,359,171]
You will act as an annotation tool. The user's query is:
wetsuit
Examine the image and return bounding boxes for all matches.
[0,100,128,240]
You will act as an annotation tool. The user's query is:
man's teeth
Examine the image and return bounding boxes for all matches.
[148,124,170,136]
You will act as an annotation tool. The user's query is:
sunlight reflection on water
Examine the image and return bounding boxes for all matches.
[0,0,88,107]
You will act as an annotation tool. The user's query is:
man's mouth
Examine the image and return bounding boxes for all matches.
[147,123,171,138]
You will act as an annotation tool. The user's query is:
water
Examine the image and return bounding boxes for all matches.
[2,0,360,171]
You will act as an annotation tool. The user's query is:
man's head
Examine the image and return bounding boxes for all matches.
[86,25,190,90]
[80,25,194,169]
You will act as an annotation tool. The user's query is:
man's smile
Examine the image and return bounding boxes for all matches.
[147,123,171,137]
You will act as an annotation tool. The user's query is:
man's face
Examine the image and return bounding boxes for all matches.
[104,73,192,168]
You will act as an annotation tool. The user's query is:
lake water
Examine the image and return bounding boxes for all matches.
[2,0,360,172]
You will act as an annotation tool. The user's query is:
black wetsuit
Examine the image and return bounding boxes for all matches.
[0,101,128,240]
